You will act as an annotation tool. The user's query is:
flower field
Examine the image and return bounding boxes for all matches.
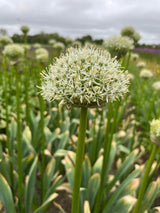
[0,26,160,213]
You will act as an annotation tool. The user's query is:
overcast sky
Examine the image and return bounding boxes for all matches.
[0,0,160,44]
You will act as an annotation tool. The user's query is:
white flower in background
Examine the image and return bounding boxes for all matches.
[66,37,73,45]
[53,42,65,50]
[33,43,41,48]
[35,48,48,55]
[152,81,160,91]
[140,69,153,79]
[21,44,30,51]
[49,39,56,45]
[121,26,141,44]
[128,73,134,80]
[104,36,134,59]
[20,25,30,34]
[150,119,160,146]
[41,47,130,109]
[136,61,146,68]
[71,41,82,48]
[121,26,135,37]
[3,44,24,61]
[0,36,13,46]
[36,53,49,63]
[130,53,139,61]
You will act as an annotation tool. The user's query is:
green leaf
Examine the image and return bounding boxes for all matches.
[105,149,139,194]
[43,157,56,197]
[22,126,35,154]
[141,181,159,212]
[34,193,58,213]
[84,200,91,213]
[0,174,16,213]
[88,173,100,210]
[24,155,38,213]
[102,168,141,213]
[82,155,91,188]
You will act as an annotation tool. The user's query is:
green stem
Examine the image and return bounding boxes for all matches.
[4,56,14,190]
[132,144,158,213]
[71,107,88,213]
[93,102,113,213]
[39,95,45,202]
[15,64,23,212]
[24,52,30,125]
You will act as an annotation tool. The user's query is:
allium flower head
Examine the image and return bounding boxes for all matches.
[36,53,49,63]
[33,43,41,48]
[121,26,135,37]
[130,53,139,61]
[133,32,141,43]
[20,25,30,34]
[35,48,48,55]
[150,119,160,146]
[152,81,160,91]
[49,39,56,45]
[66,37,73,45]
[0,35,13,46]
[3,44,24,61]
[41,47,130,109]
[140,69,153,79]
[136,61,146,68]
[104,36,134,59]
[53,42,65,50]
[71,41,82,48]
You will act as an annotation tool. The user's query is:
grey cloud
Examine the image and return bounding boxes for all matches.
[0,0,159,44]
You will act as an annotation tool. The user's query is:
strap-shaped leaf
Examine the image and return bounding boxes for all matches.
[34,193,58,213]
[24,155,38,213]
[102,168,141,213]
[0,174,16,213]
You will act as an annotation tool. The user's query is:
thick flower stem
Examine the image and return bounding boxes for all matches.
[15,64,23,212]
[4,56,14,191]
[71,107,88,213]
[132,144,158,213]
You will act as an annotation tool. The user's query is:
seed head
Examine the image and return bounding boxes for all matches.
[152,81,160,91]
[41,47,129,109]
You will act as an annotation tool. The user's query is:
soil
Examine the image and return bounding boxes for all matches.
[47,190,72,213]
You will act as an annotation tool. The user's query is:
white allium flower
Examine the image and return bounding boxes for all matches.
[0,36,13,46]
[104,36,134,59]
[3,44,24,61]
[128,73,134,80]
[140,69,153,79]
[49,39,56,45]
[36,53,49,63]
[66,37,73,44]
[53,42,65,50]
[130,53,139,61]
[150,119,160,146]
[41,47,130,109]
[33,43,41,48]
[71,41,82,48]
[121,26,135,37]
[152,81,160,91]
[35,48,48,55]
[133,32,141,43]
[20,25,30,34]
[136,61,146,68]
[21,44,30,51]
